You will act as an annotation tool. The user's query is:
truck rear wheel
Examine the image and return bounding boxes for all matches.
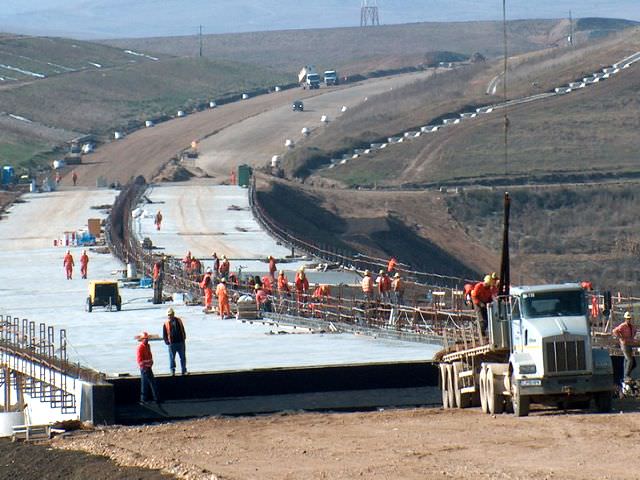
[446,364,457,408]
[453,362,470,408]
[487,369,504,414]
[440,363,450,409]
[479,367,488,414]
[511,375,530,417]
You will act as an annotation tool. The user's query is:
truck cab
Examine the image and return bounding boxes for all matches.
[490,283,614,415]
[305,73,320,89]
[323,70,338,86]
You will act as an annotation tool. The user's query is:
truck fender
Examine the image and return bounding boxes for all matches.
[508,352,535,378]
[592,348,613,374]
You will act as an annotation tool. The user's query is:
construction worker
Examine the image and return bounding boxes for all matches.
[463,283,475,307]
[268,255,277,280]
[613,311,637,383]
[376,270,391,302]
[219,255,230,277]
[55,171,61,185]
[200,268,214,311]
[361,270,373,301]
[277,270,291,296]
[392,273,404,305]
[63,249,74,280]
[261,275,273,294]
[136,331,160,404]
[190,257,202,278]
[255,284,272,312]
[152,257,164,304]
[72,171,78,186]
[472,275,495,339]
[182,251,192,271]
[211,252,220,275]
[387,257,398,274]
[294,267,309,305]
[216,278,231,319]
[154,210,163,231]
[80,250,89,279]
[162,307,187,376]
[490,272,500,297]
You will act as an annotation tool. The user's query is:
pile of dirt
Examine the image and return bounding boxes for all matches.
[153,160,198,183]
[0,439,173,480]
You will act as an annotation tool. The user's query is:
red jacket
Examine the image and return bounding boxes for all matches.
[136,341,153,369]
[295,274,309,292]
[472,282,493,306]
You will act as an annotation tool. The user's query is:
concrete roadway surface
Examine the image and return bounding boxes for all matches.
[197,69,435,176]
[0,187,437,379]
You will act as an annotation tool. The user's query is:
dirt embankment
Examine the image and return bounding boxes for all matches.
[47,401,640,480]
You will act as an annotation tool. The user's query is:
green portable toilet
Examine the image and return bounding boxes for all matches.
[237,164,252,187]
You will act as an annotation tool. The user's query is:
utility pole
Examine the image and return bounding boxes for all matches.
[199,25,203,58]
[568,10,574,47]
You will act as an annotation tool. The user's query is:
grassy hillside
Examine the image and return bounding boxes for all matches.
[0,35,289,171]
[446,186,640,290]
[105,19,579,74]
[304,26,640,187]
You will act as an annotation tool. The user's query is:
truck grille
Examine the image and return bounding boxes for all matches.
[545,337,587,373]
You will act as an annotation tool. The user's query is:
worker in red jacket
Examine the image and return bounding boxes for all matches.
[154,210,163,231]
[63,250,74,280]
[472,275,495,338]
[80,250,89,279]
[216,278,231,319]
[136,332,160,404]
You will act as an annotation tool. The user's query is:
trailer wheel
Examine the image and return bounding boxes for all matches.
[487,369,504,414]
[479,367,488,414]
[439,363,450,409]
[453,362,470,408]
[446,364,457,408]
[511,374,530,417]
[594,391,612,413]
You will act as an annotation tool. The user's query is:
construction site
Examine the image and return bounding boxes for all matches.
[2,3,640,479]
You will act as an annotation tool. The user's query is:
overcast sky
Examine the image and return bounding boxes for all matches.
[2,0,639,39]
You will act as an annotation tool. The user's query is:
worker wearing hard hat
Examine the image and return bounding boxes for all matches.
[376,270,391,303]
[216,278,231,319]
[391,273,404,305]
[471,275,495,339]
[613,311,638,383]
[277,270,291,295]
[162,307,187,375]
[63,249,74,280]
[361,270,373,301]
[268,255,277,280]
[136,331,160,404]
[295,267,309,305]
[199,267,214,312]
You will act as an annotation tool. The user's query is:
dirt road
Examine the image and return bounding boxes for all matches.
[53,402,640,480]
[66,71,431,188]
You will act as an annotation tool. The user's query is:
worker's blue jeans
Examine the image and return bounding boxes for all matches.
[140,368,159,402]
[622,344,637,381]
[168,342,187,375]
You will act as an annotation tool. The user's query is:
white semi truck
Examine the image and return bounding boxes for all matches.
[323,70,338,86]
[438,193,615,416]
[299,66,320,89]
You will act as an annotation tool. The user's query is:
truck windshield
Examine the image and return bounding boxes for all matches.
[521,290,586,318]
[308,74,319,80]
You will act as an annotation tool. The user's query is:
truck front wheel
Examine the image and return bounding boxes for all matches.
[487,369,504,414]
[511,375,530,417]
[479,367,488,413]
[594,391,612,413]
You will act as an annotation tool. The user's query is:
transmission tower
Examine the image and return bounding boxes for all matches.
[360,0,380,27]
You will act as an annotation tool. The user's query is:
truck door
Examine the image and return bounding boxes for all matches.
[510,297,523,353]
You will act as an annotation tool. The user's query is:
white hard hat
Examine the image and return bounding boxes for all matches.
[167,307,175,316]
[624,311,632,320]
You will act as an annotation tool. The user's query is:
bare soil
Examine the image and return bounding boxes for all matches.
[50,402,640,480]
[0,438,173,480]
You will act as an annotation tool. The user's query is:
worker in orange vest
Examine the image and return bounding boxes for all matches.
[63,250,74,280]
[471,275,494,338]
[277,270,290,296]
[80,250,89,279]
[361,270,373,301]
[216,278,231,319]
[294,268,309,305]
[387,257,397,274]
[219,255,230,277]
[152,257,164,304]
[376,270,391,302]
[268,256,277,280]
[200,268,214,311]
